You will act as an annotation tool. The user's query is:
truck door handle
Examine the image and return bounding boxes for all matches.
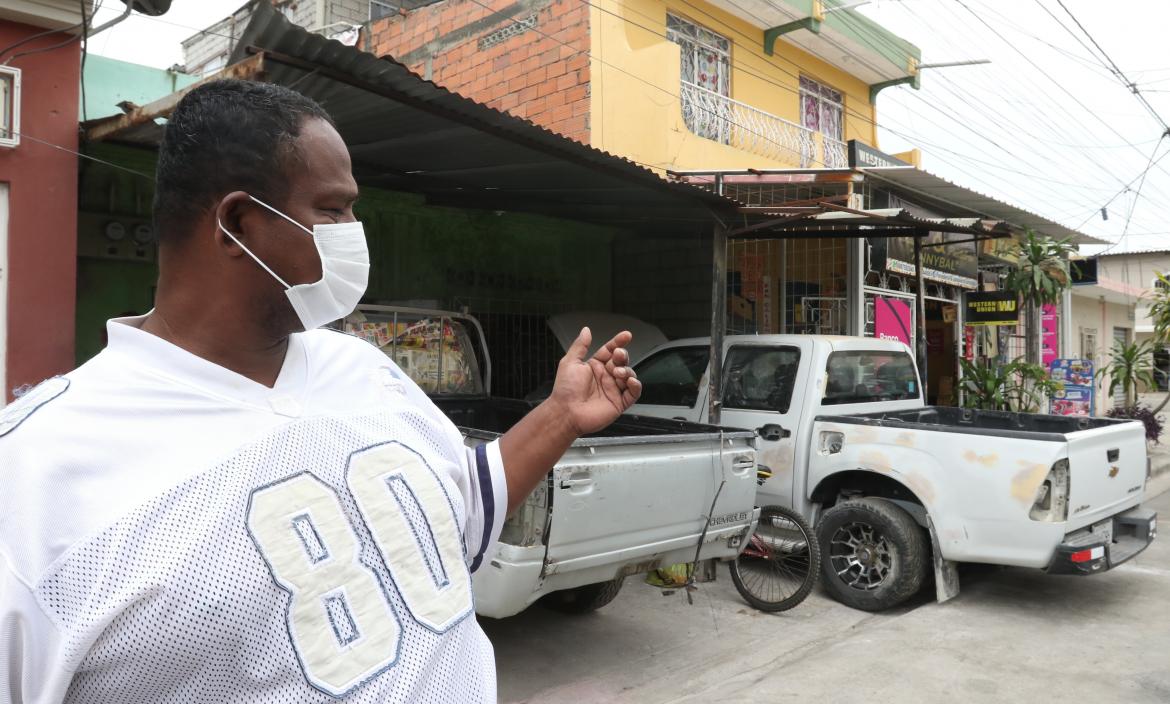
[560,469,593,489]
[757,424,791,441]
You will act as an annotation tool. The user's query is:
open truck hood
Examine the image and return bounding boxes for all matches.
[547,312,668,365]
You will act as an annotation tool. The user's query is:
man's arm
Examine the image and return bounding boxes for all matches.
[497,327,642,515]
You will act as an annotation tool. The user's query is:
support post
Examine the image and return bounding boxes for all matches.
[914,234,928,399]
[709,224,728,426]
[763,16,821,55]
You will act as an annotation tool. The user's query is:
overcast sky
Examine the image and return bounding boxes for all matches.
[90,0,1170,256]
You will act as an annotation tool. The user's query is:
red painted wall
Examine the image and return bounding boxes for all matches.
[0,21,79,400]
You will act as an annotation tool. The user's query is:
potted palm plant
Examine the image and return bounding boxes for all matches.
[1003,230,1076,364]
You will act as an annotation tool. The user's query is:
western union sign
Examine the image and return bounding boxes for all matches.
[965,291,1019,326]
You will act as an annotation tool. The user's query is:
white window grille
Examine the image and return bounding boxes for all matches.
[800,75,846,168]
[667,14,730,143]
[1080,326,1098,362]
[0,66,20,148]
[1154,274,1169,291]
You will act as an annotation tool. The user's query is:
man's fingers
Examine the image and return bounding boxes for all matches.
[592,331,633,364]
[566,326,593,363]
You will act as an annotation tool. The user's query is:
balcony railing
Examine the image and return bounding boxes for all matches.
[679,80,848,169]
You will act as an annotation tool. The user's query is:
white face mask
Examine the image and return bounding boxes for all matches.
[217,195,370,331]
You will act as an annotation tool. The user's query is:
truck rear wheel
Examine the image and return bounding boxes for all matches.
[541,577,625,614]
[816,498,928,612]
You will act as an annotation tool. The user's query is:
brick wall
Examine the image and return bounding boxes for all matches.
[366,0,590,143]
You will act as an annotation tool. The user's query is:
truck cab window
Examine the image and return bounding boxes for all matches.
[634,347,710,407]
[723,346,801,413]
[823,351,919,405]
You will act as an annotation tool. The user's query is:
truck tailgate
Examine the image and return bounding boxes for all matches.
[1066,421,1147,530]
[543,431,758,577]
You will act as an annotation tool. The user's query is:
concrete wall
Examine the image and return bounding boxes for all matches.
[1069,292,1136,413]
[1097,252,1170,336]
[182,0,369,76]
[0,20,80,400]
[366,0,591,143]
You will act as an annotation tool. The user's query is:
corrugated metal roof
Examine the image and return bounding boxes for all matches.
[729,206,1012,238]
[207,3,737,237]
[859,167,1107,245]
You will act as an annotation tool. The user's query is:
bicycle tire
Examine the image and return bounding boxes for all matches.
[730,505,820,612]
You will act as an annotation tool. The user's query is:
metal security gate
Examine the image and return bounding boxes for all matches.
[726,237,850,336]
[1113,326,1129,407]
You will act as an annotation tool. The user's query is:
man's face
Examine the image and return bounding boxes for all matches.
[232,117,361,334]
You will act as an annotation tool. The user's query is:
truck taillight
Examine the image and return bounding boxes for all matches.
[1029,459,1070,523]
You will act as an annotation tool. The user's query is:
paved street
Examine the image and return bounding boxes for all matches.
[485,475,1170,703]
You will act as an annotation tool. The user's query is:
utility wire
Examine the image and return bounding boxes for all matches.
[1049,0,1170,132]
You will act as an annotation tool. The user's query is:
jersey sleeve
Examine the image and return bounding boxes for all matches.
[0,555,71,704]
[460,440,509,574]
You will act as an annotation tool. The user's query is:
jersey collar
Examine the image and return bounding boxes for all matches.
[104,314,310,415]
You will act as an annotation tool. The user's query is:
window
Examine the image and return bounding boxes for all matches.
[0,66,20,148]
[822,351,919,406]
[1080,327,1098,362]
[723,346,801,413]
[633,346,710,407]
[667,14,730,142]
[370,0,397,20]
[1154,274,1169,291]
[799,75,843,141]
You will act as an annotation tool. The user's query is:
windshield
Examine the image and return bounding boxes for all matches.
[344,310,486,396]
[822,350,920,406]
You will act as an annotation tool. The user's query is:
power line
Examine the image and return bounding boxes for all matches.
[1046,0,1170,132]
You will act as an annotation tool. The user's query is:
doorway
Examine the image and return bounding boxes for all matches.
[925,300,959,405]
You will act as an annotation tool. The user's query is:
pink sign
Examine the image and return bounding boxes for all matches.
[1041,303,1059,366]
[875,296,912,347]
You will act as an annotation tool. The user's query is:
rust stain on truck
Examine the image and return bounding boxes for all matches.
[1010,460,1049,503]
[962,449,1000,468]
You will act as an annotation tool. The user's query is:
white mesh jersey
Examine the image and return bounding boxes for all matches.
[0,316,509,703]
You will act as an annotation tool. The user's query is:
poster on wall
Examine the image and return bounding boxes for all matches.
[1049,358,1094,416]
[1041,303,1059,367]
[874,296,913,348]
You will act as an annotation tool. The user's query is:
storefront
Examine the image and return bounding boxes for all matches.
[674,146,1104,405]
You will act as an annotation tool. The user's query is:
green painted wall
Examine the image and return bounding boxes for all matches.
[74,145,617,368]
[81,55,199,120]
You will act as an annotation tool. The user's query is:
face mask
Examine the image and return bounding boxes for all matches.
[217,195,370,331]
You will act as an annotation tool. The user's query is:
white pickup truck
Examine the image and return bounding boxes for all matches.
[630,334,1159,611]
[342,306,760,618]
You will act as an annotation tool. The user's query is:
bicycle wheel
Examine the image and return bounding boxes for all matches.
[730,505,820,612]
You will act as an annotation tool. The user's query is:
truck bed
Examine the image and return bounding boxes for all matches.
[433,396,759,618]
[819,406,1129,441]
[434,397,753,444]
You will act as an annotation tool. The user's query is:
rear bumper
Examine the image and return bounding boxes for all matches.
[1045,506,1158,575]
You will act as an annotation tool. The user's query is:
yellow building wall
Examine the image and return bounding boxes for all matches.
[588,0,879,171]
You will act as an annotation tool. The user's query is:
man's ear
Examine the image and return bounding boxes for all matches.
[214,191,254,257]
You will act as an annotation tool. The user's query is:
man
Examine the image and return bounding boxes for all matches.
[0,80,641,702]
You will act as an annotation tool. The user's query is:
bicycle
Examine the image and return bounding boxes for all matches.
[729,469,821,612]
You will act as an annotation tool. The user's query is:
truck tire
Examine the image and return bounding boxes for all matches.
[541,577,625,614]
[816,498,928,612]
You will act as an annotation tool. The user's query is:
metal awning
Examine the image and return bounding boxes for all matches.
[82,3,737,239]
[859,166,1107,245]
[672,167,1107,245]
[726,205,1014,240]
